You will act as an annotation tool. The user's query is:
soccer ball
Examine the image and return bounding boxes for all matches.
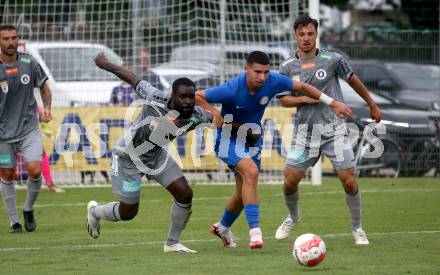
[292,233,326,267]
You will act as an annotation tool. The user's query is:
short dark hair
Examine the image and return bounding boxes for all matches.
[172,77,195,94]
[294,15,318,31]
[0,25,17,32]
[246,51,270,65]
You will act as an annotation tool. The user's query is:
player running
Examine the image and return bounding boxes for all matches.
[195,51,352,249]
[274,15,381,245]
[86,53,222,253]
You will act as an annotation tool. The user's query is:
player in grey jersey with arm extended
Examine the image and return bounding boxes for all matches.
[0,25,52,233]
[274,15,381,245]
[86,53,222,253]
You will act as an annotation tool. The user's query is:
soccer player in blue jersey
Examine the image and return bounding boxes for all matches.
[196,51,352,249]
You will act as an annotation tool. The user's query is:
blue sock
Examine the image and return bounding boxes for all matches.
[244,204,260,229]
[220,208,241,228]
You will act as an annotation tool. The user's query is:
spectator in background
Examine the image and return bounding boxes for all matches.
[110,63,135,106]
[141,48,164,91]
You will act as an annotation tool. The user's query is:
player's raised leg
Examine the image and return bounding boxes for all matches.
[337,168,369,245]
[86,154,140,239]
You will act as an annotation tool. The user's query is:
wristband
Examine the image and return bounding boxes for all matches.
[319,93,334,106]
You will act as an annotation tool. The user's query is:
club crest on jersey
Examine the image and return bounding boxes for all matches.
[315,69,327,80]
[20,74,30,84]
[260,96,269,105]
[0,81,8,94]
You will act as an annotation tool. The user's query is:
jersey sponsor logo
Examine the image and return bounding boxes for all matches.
[235,106,246,109]
[0,81,8,94]
[319,53,332,60]
[315,69,327,80]
[122,180,141,192]
[20,74,30,84]
[300,62,316,70]
[260,96,269,105]
[5,67,18,75]
[19,57,32,64]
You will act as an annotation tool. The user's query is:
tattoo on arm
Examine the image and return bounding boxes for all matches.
[41,82,52,109]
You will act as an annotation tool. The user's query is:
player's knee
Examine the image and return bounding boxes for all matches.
[119,205,138,220]
[0,169,15,181]
[175,187,193,204]
[342,176,357,194]
[243,166,259,184]
[27,165,42,179]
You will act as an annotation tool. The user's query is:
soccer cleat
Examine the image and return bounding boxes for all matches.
[9,222,23,233]
[163,243,197,253]
[210,223,237,248]
[23,210,36,232]
[249,227,264,249]
[86,200,100,239]
[275,216,300,240]
[352,228,370,245]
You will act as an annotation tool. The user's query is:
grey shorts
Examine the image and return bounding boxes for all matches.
[0,129,43,168]
[286,133,355,173]
[110,149,184,204]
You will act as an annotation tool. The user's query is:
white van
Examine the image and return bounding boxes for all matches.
[20,42,168,106]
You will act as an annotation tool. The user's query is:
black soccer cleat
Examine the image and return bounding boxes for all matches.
[9,222,23,233]
[23,210,37,232]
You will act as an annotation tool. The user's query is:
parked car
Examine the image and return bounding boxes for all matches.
[349,60,440,111]
[169,44,291,75]
[19,42,169,106]
[340,80,438,176]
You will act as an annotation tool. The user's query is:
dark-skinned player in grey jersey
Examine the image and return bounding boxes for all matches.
[86,53,223,253]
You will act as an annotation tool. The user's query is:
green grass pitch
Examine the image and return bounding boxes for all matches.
[0,178,439,274]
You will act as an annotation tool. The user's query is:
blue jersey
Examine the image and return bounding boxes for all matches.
[205,72,293,125]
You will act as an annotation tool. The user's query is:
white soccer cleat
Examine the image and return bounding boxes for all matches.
[249,227,263,249]
[352,228,370,245]
[163,243,198,253]
[86,200,100,239]
[275,216,300,240]
[210,223,237,248]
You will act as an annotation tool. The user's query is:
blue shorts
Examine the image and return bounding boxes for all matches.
[214,132,262,173]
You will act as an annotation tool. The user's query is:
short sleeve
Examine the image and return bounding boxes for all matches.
[205,78,236,104]
[336,55,354,81]
[32,57,48,88]
[135,80,160,100]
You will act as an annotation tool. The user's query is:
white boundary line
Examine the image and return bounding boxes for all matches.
[0,230,439,252]
[7,188,439,208]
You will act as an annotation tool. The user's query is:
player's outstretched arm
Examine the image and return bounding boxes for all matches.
[293,81,353,118]
[347,74,381,123]
[94,53,140,88]
[279,95,318,108]
[195,90,223,128]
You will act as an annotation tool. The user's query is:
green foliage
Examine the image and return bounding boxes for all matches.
[0,178,439,274]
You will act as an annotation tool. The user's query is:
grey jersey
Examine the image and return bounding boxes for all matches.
[115,80,213,162]
[0,53,48,142]
[279,49,353,131]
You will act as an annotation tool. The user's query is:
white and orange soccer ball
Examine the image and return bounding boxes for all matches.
[292,233,326,267]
